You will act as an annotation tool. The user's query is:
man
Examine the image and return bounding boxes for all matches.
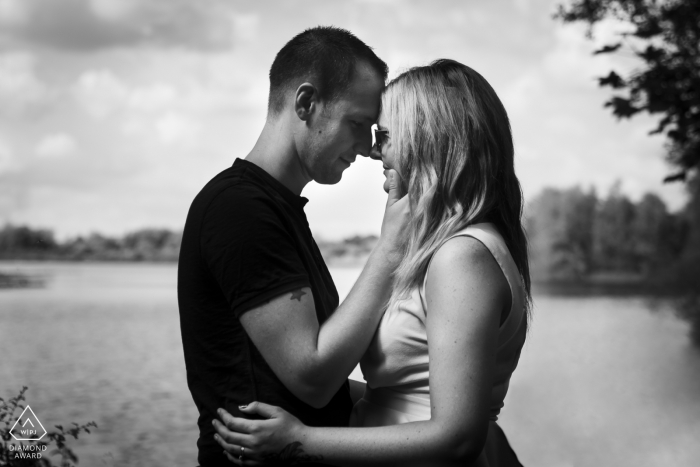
[178,26,407,467]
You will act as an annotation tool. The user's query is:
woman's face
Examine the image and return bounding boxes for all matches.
[370,113,399,193]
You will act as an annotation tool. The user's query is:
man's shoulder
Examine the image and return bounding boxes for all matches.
[192,166,276,216]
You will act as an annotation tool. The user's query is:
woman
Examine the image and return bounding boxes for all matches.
[213,59,531,466]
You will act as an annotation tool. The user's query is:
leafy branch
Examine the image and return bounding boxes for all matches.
[1,387,96,467]
[555,0,700,182]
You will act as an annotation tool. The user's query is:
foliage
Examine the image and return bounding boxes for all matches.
[593,182,643,271]
[667,177,700,346]
[0,224,382,267]
[1,387,97,467]
[0,227,57,255]
[526,184,687,280]
[555,0,700,182]
[555,0,700,345]
[527,187,597,279]
[316,235,379,266]
[0,226,182,262]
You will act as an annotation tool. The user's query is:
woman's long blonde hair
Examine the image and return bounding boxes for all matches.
[384,59,531,318]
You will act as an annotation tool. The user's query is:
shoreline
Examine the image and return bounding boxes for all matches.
[0,259,682,297]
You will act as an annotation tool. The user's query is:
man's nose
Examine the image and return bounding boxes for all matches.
[357,127,375,158]
[368,143,382,160]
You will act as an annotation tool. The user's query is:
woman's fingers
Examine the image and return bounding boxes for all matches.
[218,409,255,434]
[223,451,241,465]
[213,419,252,446]
[215,435,263,466]
[214,432,238,452]
[224,450,264,466]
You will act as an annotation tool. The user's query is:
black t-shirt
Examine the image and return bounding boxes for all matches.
[178,158,352,467]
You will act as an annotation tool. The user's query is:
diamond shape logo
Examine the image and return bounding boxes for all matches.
[10,406,47,441]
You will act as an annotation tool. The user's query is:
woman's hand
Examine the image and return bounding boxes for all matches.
[213,402,321,466]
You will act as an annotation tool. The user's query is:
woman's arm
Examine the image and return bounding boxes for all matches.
[237,172,408,408]
[215,236,509,466]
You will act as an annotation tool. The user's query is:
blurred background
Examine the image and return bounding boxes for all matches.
[1,1,698,466]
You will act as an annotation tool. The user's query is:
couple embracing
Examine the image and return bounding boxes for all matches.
[178,26,530,467]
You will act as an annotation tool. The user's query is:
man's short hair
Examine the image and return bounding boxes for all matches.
[268,26,388,114]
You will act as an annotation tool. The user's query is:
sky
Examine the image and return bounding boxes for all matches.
[0,0,688,240]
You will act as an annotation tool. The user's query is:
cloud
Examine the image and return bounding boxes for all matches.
[87,0,138,21]
[155,112,200,145]
[1,0,687,238]
[0,137,14,174]
[0,52,48,115]
[74,56,266,121]
[35,133,78,158]
[353,0,401,3]
[0,0,29,25]
[0,0,241,51]
[72,69,128,118]
[126,83,177,113]
[231,13,259,42]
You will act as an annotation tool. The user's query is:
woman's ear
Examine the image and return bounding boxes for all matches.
[294,83,318,121]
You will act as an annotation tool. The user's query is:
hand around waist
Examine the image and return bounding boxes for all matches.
[213,402,319,466]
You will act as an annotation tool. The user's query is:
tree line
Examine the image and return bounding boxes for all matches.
[526,182,690,282]
[0,183,693,283]
[0,227,181,262]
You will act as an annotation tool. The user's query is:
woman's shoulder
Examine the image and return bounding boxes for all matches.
[427,230,509,300]
[432,233,494,270]
[421,226,510,328]
[432,223,503,268]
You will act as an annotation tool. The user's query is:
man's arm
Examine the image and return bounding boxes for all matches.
[239,172,407,408]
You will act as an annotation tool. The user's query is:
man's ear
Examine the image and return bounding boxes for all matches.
[294,83,318,122]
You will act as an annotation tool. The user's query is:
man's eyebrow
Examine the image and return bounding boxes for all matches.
[348,110,377,124]
[354,115,377,124]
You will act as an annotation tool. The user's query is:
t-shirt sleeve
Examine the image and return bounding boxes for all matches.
[201,186,310,317]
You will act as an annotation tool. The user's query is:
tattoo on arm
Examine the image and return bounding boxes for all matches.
[290,289,306,302]
[261,442,323,466]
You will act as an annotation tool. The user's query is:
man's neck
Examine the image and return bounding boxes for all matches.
[245,117,310,196]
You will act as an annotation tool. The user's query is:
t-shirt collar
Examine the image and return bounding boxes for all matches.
[234,158,309,209]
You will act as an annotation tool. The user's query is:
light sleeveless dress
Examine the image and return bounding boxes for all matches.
[350,223,526,466]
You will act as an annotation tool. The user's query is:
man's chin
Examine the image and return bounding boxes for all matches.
[314,168,345,185]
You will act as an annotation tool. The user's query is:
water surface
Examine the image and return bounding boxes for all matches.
[0,262,698,467]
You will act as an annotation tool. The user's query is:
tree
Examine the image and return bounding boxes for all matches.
[526,187,597,280]
[555,0,700,182]
[592,181,638,271]
[0,226,57,259]
[631,193,670,270]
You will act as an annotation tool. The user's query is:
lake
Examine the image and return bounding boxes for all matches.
[1,262,699,467]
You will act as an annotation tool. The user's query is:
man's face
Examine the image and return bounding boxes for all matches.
[300,61,384,185]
